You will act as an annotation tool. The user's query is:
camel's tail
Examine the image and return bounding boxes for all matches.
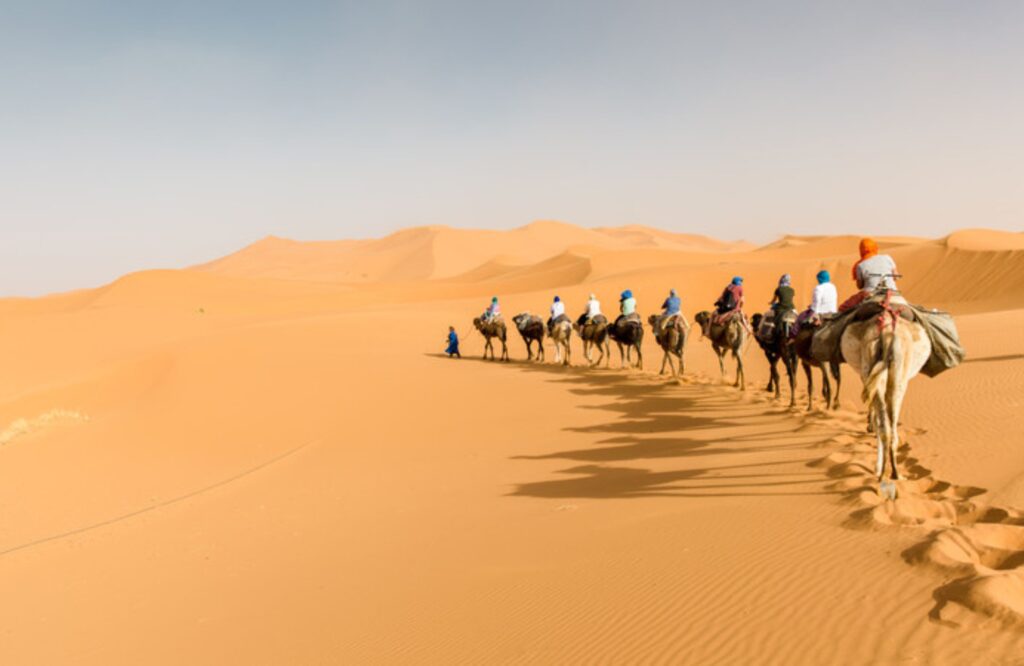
[862,324,896,407]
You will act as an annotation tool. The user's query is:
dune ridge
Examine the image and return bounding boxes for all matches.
[1,222,1023,664]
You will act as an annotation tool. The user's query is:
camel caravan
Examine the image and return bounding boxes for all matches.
[466,239,965,491]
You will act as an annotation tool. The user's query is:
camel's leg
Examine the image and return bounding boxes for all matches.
[716,347,726,381]
[564,341,571,367]
[802,361,814,411]
[820,366,831,410]
[769,358,780,397]
[502,338,509,362]
[603,341,610,368]
[659,350,668,375]
[785,351,797,408]
[735,349,745,390]
[635,344,643,370]
[483,338,491,360]
[887,361,908,481]
[617,342,626,368]
[874,394,893,482]
[830,361,842,410]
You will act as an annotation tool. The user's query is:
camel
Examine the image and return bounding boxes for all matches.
[472,316,509,362]
[512,313,545,362]
[750,312,798,407]
[574,315,611,367]
[608,315,644,369]
[694,311,748,390]
[840,304,931,485]
[792,317,842,411]
[648,314,688,378]
[548,317,573,366]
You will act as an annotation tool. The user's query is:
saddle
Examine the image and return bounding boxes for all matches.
[758,308,797,342]
[656,313,687,336]
[515,314,541,332]
[548,313,570,334]
[614,312,642,335]
[809,290,964,376]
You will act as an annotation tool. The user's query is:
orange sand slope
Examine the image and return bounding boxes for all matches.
[1,223,1023,664]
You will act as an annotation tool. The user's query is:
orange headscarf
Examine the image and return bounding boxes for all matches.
[851,237,878,280]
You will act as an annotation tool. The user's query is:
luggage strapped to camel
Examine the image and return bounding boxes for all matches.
[809,290,965,377]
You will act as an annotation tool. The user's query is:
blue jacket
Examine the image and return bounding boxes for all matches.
[662,295,681,315]
[445,332,459,354]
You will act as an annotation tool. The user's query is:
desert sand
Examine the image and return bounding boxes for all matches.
[1,222,1023,664]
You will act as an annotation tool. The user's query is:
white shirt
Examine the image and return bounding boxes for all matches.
[810,283,838,314]
[551,301,566,318]
[587,299,601,316]
[856,255,898,292]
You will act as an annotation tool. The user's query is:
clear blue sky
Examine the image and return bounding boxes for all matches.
[2,1,1022,295]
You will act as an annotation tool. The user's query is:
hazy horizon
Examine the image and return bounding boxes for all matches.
[2,1,1022,296]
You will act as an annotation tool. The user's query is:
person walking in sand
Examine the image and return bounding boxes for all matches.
[445,326,461,358]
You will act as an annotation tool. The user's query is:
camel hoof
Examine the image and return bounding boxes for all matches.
[879,480,898,500]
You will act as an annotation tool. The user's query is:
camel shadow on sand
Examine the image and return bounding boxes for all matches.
[429,354,840,500]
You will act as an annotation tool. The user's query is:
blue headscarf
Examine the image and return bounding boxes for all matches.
[621,289,633,300]
[731,277,743,286]
[553,295,560,302]
[779,274,791,287]
[816,270,830,284]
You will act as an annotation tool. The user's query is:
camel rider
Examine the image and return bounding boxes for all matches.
[770,274,796,321]
[715,277,744,319]
[548,295,567,333]
[578,293,602,326]
[810,270,838,315]
[708,277,745,335]
[659,288,682,331]
[840,238,899,311]
[483,296,501,322]
[615,289,637,328]
[796,270,838,330]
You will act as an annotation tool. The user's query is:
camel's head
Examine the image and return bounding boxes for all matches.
[473,317,483,330]
[694,311,711,327]
[750,313,763,329]
[647,314,658,326]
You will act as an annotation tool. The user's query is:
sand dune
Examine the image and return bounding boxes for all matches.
[1,222,1023,664]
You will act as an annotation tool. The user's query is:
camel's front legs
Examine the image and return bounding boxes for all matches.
[734,351,745,390]
[659,350,669,375]
[716,347,726,381]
